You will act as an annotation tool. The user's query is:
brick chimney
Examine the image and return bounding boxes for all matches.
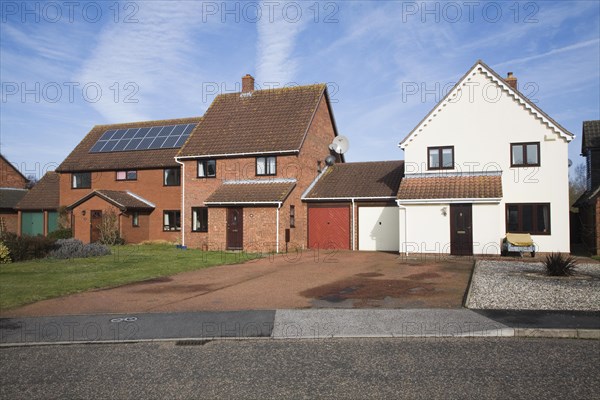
[505,72,517,90]
[242,74,255,93]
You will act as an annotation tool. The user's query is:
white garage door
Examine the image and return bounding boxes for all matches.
[358,206,399,251]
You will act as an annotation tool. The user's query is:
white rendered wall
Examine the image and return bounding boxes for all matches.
[401,68,571,253]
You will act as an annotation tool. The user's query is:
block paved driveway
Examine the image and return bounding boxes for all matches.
[4,251,474,317]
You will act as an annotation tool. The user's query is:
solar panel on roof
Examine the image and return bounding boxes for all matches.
[89,123,197,153]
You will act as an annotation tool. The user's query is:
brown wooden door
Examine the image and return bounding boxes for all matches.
[450,204,473,256]
[90,210,102,243]
[226,207,243,250]
[308,206,350,250]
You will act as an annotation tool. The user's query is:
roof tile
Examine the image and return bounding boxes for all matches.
[304,161,404,199]
[178,85,326,157]
[15,172,60,210]
[56,117,202,172]
[205,180,296,204]
[397,174,502,200]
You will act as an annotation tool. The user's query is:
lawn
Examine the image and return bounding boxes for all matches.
[0,244,259,311]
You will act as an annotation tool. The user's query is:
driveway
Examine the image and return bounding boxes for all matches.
[3,251,474,317]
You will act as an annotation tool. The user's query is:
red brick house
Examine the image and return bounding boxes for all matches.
[575,120,600,255]
[176,76,341,252]
[0,154,29,234]
[55,117,201,243]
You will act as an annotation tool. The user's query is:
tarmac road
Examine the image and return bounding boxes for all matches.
[1,338,598,399]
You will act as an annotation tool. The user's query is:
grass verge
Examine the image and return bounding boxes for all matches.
[0,244,259,311]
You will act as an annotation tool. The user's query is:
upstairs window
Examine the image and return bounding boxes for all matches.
[197,160,216,178]
[164,168,181,186]
[290,205,296,228]
[192,207,208,232]
[256,156,276,176]
[116,170,137,181]
[163,210,181,231]
[72,172,91,189]
[511,142,540,167]
[428,146,454,170]
[506,203,550,235]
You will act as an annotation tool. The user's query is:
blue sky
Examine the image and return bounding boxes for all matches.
[1,0,599,179]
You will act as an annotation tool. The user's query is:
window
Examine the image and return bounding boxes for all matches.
[290,205,295,228]
[256,156,276,176]
[164,168,181,186]
[511,142,540,167]
[192,207,208,232]
[132,211,139,227]
[116,170,137,181]
[163,210,181,231]
[72,172,91,189]
[197,160,216,178]
[427,146,454,170]
[506,203,550,235]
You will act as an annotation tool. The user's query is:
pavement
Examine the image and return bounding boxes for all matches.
[2,308,598,346]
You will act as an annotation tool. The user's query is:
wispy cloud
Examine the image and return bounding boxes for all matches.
[76,1,209,122]
[256,1,307,85]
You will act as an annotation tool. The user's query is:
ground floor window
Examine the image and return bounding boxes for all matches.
[506,203,550,235]
[192,207,208,232]
[163,210,181,231]
[132,211,139,227]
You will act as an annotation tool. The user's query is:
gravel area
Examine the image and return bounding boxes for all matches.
[467,260,600,311]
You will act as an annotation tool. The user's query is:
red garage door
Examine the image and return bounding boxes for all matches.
[308,206,350,250]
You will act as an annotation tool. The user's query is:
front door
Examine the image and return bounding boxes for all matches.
[226,207,243,250]
[450,204,473,256]
[90,210,102,243]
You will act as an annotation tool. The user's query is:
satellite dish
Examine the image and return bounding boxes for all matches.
[325,155,336,166]
[329,135,350,154]
[568,159,573,167]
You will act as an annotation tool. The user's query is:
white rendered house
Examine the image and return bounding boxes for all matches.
[397,60,574,255]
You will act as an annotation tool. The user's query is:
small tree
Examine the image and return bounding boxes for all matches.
[569,163,587,210]
[98,209,121,245]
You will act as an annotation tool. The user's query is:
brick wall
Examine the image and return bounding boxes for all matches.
[0,157,28,189]
[0,211,18,234]
[59,169,181,243]
[121,211,151,244]
[70,196,121,243]
[182,94,337,251]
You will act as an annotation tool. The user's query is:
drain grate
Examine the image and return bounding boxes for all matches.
[175,339,212,346]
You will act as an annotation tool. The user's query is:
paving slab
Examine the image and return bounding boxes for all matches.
[0,310,275,345]
[272,309,513,339]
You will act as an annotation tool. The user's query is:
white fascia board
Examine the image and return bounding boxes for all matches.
[175,150,299,160]
[302,196,397,201]
[204,201,283,206]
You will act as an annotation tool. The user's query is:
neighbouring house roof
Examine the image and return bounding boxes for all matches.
[0,188,28,209]
[574,184,600,208]
[397,173,503,201]
[204,180,296,204]
[303,161,404,200]
[399,60,574,149]
[15,172,60,210]
[67,190,155,211]
[56,117,202,172]
[178,85,337,157]
[581,120,600,154]
[0,154,29,185]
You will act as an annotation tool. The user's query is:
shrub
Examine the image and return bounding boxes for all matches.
[543,252,577,276]
[0,242,11,264]
[47,228,73,240]
[48,238,111,259]
[98,210,122,245]
[0,233,56,262]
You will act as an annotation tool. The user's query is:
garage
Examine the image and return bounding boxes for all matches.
[358,206,399,251]
[308,206,350,250]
